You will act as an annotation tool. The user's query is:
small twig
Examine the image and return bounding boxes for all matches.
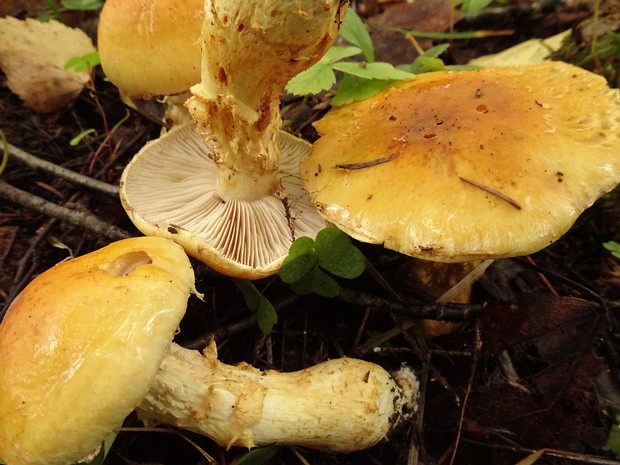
[358,320,417,355]
[436,259,495,304]
[513,257,606,305]
[0,219,57,319]
[184,294,301,350]
[461,439,620,464]
[459,176,522,210]
[0,130,8,175]
[337,287,482,321]
[118,427,215,464]
[524,255,560,296]
[448,320,482,465]
[335,153,396,170]
[0,180,129,241]
[6,142,119,198]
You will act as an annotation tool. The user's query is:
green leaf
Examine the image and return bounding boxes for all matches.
[233,280,277,335]
[291,268,341,298]
[61,0,102,10]
[256,295,278,335]
[321,45,365,63]
[231,446,279,465]
[315,227,366,279]
[234,279,260,309]
[603,241,620,259]
[331,75,390,106]
[422,43,451,59]
[410,56,446,74]
[279,236,317,283]
[332,61,415,80]
[287,235,317,259]
[285,45,361,96]
[340,9,374,62]
[64,51,100,72]
[459,0,493,12]
[604,417,620,459]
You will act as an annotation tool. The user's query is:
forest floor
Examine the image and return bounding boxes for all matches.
[1,1,620,465]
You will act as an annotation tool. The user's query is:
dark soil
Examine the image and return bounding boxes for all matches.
[1,1,619,465]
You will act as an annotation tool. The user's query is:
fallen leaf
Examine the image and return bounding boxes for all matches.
[0,17,95,113]
[468,30,570,67]
[481,294,597,356]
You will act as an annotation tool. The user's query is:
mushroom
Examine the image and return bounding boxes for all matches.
[97,0,205,126]
[98,0,203,99]
[118,1,348,279]
[0,237,417,465]
[301,61,620,262]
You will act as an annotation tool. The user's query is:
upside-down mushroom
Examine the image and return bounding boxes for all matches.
[301,61,620,262]
[118,1,349,279]
[0,237,417,465]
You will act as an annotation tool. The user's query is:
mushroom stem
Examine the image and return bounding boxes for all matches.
[187,0,348,179]
[138,341,417,452]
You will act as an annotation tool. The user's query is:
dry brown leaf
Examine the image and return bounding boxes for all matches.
[0,17,95,113]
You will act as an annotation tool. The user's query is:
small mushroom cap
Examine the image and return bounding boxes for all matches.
[301,62,620,262]
[120,124,326,279]
[0,237,195,465]
[97,0,203,98]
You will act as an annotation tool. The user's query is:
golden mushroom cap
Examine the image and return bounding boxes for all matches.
[98,0,203,98]
[301,62,620,262]
[0,237,195,465]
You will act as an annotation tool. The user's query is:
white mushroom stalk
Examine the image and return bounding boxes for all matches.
[139,341,417,452]
[120,0,348,278]
[0,237,417,465]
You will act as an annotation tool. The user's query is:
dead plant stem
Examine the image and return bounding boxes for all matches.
[7,142,119,197]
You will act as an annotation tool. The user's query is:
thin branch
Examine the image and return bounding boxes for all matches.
[459,176,521,210]
[0,180,129,241]
[461,439,620,464]
[0,219,56,319]
[7,142,119,198]
[448,320,482,465]
[337,287,482,321]
[335,153,397,170]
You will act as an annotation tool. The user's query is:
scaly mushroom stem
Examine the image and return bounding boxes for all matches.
[138,341,417,452]
[187,0,348,191]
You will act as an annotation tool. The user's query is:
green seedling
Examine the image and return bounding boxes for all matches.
[65,51,101,72]
[285,8,509,105]
[603,241,620,259]
[69,129,96,147]
[286,9,415,106]
[279,227,366,298]
[233,279,278,335]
